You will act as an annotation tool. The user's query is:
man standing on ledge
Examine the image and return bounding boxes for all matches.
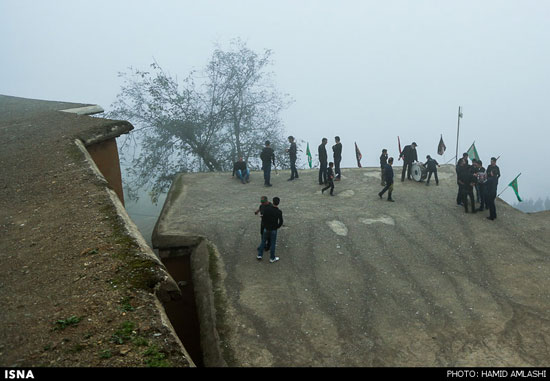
[257,197,284,263]
[318,138,328,185]
[332,136,342,181]
[286,136,299,181]
[486,157,501,220]
[400,142,418,181]
[260,140,275,187]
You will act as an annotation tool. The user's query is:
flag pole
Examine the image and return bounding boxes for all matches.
[445,155,456,165]
[497,173,521,198]
[455,106,462,165]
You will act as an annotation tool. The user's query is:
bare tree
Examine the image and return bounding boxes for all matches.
[109,39,292,201]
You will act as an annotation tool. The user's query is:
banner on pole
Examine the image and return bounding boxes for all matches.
[467,142,479,161]
[508,174,523,202]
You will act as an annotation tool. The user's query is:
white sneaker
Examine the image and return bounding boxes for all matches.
[270,257,280,263]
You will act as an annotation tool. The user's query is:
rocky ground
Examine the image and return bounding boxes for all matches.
[155,165,550,366]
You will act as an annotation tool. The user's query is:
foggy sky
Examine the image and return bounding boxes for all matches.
[1,0,549,205]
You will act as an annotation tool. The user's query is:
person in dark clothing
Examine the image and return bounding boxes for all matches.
[458,160,476,213]
[322,162,335,196]
[286,136,299,181]
[455,153,469,205]
[474,160,488,211]
[332,136,342,181]
[318,138,328,185]
[255,196,272,251]
[486,157,500,220]
[257,197,284,263]
[380,149,388,186]
[424,155,440,186]
[378,157,395,202]
[400,142,418,181]
[232,157,249,184]
[487,157,501,183]
[260,140,275,187]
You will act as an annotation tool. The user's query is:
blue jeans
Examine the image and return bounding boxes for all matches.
[258,229,277,260]
[237,168,249,182]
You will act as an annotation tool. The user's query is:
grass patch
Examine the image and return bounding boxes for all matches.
[99,349,112,359]
[143,345,170,367]
[110,321,136,344]
[53,316,82,331]
[119,296,135,312]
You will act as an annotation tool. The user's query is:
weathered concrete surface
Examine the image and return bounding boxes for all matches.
[0,95,192,367]
[154,166,550,367]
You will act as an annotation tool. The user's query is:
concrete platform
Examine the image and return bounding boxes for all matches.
[153,165,550,366]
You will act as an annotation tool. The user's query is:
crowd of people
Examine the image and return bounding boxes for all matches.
[230,137,502,262]
[455,153,501,220]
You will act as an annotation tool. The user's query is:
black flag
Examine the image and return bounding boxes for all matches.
[438,135,446,155]
[355,142,362,168]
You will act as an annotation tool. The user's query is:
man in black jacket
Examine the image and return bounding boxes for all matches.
[254,196,272,251]
[322,162,335,196]
[378,157,395,202]
[400,142,418,181]
[260,140,275,187]
[332,136,342,181]
[424,155,440,186]
[380,149,388,186]
[318,138,328,185]
[286,136,299,181]
[458,159,476,213]
[257,197,284,263]
[486,157,501,220]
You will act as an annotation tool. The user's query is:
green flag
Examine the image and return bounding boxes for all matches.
[306,142,312,168]
[467,142,479,161]
[508,174,523,202]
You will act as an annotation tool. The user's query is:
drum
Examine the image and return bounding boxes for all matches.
[411,162,427,182]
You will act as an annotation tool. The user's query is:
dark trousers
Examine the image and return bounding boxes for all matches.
[322,179,334,195]
[319,161,328,184]
[380,167,386,185]
[460,185,476,212]
[456,181,462,205]
[487,188,497,219]
[289,158,298,179]
[379,182,394,200]
[427,169,439,185]
[262,163,271,185]
[478,183,488,211]
[401,161,413,181]
[334,157,341,178]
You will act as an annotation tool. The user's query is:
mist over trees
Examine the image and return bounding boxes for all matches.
[109,39,293,202]
[513,197,550,213]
